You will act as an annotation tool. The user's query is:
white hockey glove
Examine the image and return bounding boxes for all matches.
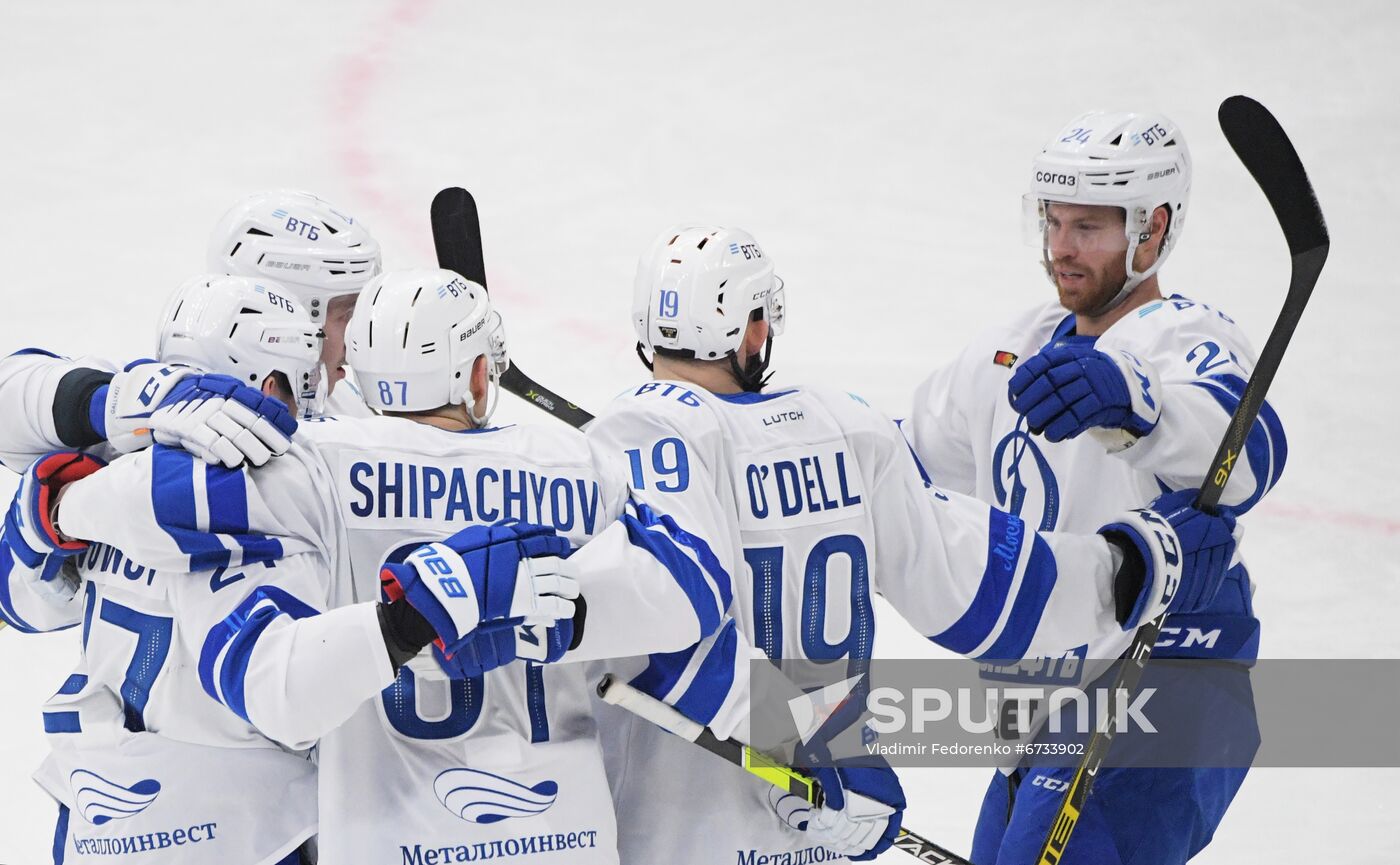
[103,361,297,468]
[805,762,906,861]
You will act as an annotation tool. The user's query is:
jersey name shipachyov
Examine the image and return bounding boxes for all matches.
[340,455,602,533]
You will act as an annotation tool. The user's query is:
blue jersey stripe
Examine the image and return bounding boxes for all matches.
[43,711,81,733]
[526,663,549,744]
[55,674,88,696]
[151,446,232,571]
[199,586,318,723]
[1193,375,1287,513]
[673,618,739,725]
[930,507,1025,654]
[637,501,733,614]
[976,535,1059,660]
[624,501,727,636]
[9,347,63,360]
[0,545,41,633]
[53,803,70,865]
[630,644,699,704]
[206,462,286,565]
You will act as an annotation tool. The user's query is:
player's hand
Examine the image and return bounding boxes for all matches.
[1100,489,1238,630]
[102,361,297,467]
[379,522,579,678]
[804,761,906,861]
[1007,343,1161,446]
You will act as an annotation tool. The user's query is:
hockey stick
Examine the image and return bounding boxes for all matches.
[1034,95,1329,865]
[429,187,598,429]
[597,674,972,864]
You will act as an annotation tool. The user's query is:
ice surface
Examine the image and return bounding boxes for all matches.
[0,1,1396,861]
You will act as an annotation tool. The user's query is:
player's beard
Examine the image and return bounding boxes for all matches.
[1049,255,1127,315]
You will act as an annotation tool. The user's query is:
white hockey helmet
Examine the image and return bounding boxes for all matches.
[207,190,382,322]
[157,274,327,417]
[632,225,786,389]
[1024,110,1191,313]
[345,268,507,423]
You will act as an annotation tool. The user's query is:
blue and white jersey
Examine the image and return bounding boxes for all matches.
[0,353,322,864]
[904,294,1284,669]
[57,414,735,865]
[31,495,320,863]
[586,380,1132,865]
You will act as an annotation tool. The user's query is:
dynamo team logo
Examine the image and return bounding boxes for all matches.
[434,768,558,824]
[70,770,161,825]
[991,429,1060,531]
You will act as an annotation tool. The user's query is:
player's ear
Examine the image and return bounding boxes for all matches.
[742,315,770,359]
[262,372,297,412]
[469,354,490,404]
[1151,205,1170,241]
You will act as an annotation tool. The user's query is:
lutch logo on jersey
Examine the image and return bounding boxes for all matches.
[433,768,558,824]
[70,770,161,825]
[991,429,1060,531]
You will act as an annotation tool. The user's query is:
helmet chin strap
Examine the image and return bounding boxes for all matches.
[729,334,775,393]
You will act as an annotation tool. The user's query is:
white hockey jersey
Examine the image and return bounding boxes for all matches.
[903,295,1284,669]
[55,414,736,865]
[584,380,1136,865]
[0,352,321,864]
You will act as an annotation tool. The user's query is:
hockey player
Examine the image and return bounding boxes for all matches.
[0,189,380,478]
[1,275,330,864]
[902,111,1285,864]
[26,268,742,865]
[584,225,1241,864]
[207,189,383,416]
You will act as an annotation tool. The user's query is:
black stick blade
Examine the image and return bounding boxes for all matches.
[1218,96,1329,256]
[430,187,488,288]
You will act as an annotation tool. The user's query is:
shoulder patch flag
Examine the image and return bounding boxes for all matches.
[993,350,1018,368]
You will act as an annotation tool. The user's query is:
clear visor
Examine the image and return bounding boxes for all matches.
[484,309,509,379]
[766,276,787,337]
[1021,196,1131,256]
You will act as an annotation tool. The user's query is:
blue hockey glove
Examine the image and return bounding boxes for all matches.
[379,523,579,678]
[1008,343,1161,445]
[1101,489,1238,630]
[806,760,906,861]
[100,361,297,468]
[5,451,107,560]
[2,451,106,610]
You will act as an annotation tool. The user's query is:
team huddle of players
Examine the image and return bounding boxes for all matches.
[0,108,1283,865]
